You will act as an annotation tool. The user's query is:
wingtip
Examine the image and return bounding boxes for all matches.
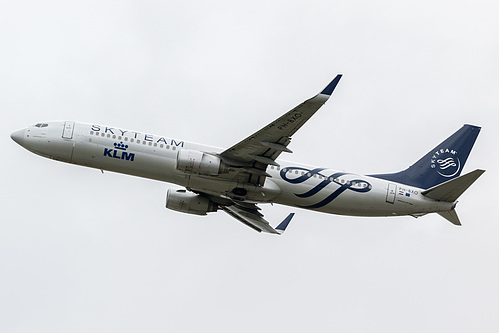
[320,74,343,96]
[275,213,295,234]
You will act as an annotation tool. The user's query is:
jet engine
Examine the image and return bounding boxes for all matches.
[175,149,228,176]
[166,189,217,215]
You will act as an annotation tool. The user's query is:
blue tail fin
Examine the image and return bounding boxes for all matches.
[371,125,481,189]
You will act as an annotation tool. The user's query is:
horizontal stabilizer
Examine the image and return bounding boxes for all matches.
[438,209,461,226]
[422,169,485,202]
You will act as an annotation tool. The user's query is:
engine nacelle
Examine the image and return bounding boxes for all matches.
[166,189,217,215]
[175,149,228,176]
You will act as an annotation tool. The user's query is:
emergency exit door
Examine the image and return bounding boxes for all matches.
[62,121,75,139]
[386,183,397,204]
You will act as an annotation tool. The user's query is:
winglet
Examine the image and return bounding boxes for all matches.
[275,213,295,235]
[320,74,343,96]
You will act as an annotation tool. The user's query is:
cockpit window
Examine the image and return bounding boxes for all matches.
[34,123,49,128]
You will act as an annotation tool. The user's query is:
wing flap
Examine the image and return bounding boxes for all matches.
[221,205,294,234]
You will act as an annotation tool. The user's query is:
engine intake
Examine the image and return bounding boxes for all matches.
[166,189,217,215]
[175,149,228,176]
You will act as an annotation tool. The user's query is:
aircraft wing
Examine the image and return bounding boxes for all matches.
[219,74,342,185]
[221,204,294,234]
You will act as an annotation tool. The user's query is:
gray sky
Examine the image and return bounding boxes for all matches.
[2,0,499,332]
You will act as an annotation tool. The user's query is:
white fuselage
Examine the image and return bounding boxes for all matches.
[14,121,454,218]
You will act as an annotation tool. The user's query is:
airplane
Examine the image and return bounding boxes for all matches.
[11,74,485,234]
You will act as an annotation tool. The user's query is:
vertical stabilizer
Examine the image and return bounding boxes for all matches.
[371,125,481,189]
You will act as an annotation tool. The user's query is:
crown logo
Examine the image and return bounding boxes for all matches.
[113,141,128,151]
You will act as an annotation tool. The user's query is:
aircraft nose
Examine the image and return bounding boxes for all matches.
[11,129,25,145]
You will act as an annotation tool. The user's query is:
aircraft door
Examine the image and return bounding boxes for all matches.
[62,121,75,139]
[386,183,397,204]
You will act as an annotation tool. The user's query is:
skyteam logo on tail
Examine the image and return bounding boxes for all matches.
[104,142,135,161]
[430,148,460,178]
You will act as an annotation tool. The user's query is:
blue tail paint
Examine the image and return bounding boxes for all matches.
[371,125,481,189]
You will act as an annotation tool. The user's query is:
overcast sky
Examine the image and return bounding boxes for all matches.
[2,1,499,332]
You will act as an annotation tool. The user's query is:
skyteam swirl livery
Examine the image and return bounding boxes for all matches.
[11,75,485,234]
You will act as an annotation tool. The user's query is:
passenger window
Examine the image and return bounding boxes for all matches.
[124,137,128,141]
[90,131,94,135]
[148,142,152,146]
[130,138,134,142]
[172,146,176,150]
[112,135,116,139]
[118,136,122,140]
[153,143,157,147]
[160,144,164,148]
[101,133,105,137]
[137,140,141,144]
